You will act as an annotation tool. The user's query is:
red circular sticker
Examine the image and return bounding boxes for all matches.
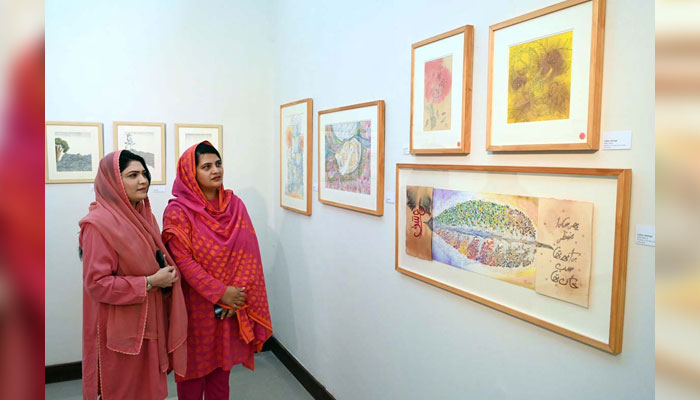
[579,132,586,140]
[457,141,461,147]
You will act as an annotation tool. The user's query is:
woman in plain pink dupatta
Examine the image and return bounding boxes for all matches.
[78,150,188,400]
[162,142,272,400]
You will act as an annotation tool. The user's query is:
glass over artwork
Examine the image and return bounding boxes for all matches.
[423,55,453,131]
[406,185,593,307]
[507,31,573,124]
[324,120,372,194]
[284,115,305,199]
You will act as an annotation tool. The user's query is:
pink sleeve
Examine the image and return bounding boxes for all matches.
[82,225,147,305]
[163,208,227,304]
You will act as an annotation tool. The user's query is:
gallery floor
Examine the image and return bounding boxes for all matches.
[45,351,313,400]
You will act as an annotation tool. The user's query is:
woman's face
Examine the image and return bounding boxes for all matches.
[120,160,149,206]
[196,153,223,192]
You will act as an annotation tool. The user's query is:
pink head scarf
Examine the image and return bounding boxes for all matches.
[79,151,187,375]
[162,141,272,350]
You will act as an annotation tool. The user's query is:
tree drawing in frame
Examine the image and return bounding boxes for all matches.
[423,55,453,131]
[324,120,372,194]
[54,132,93,172]
[45,122,103,183]
[508,31,573,123]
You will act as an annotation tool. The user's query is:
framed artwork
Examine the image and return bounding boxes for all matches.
[280,98,313,215]
[113,121,166,184]
[486,0,606,151]
[395,164,631,354]
[318,100,385,216]
[45,121,103,183]
[175,124,223,161]
[411,25,474,154]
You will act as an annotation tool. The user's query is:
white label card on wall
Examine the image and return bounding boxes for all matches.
[635,225,655,246]
[313,184,318,192]
[603,130,632,150]
[153,186,166,193]
[386,193,395,204]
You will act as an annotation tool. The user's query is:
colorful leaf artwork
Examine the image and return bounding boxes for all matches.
[405,186,594,307]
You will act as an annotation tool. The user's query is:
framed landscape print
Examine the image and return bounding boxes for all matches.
[396,164,631,354]
[113,121,166,184]
[280,98,313,215]
[175,124,223,161]
[45,121,103,183]
[487,0,606,151]
[411,25,474,154]
[318,100,385,216]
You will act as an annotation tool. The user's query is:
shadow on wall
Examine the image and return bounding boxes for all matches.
[235,186,314,350]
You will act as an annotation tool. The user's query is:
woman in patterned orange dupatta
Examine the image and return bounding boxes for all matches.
[162,142,272,400]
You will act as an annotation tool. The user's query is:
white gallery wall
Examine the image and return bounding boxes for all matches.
[268,0,653,400]
[46,0,654,399]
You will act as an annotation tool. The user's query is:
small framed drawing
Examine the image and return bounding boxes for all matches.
[45,121,103,183]
[487,0,606,151]
[174,124,223,161]
[411,25,474,154]
[318,100,385,216]
[280,98,313,215]
[113,121,166,184]
[396,164,631,354]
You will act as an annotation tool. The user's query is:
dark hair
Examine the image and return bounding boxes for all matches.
[195,142,221,166]
[119,150,151,183]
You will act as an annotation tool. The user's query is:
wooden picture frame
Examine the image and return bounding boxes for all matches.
[410,25,474,154]
[113,121,166,185]
[395,163,631,354]
[318,100,385,216]
[174,124,223,162]
[280,98,313,215]
[486,0,606,151]
[45,121,103,183]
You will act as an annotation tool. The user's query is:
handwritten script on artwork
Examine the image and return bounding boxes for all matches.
[535,199,594,307]
[412,206,427,237]
[405,186,433,261]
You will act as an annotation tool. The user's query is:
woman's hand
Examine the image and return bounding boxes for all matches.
[220,308,236,319]
[149,266,178,289]
[220,286,246,309]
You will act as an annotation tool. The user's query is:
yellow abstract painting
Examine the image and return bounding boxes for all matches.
[507,31,573,124]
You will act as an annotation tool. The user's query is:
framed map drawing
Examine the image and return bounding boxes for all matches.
[318,100,385,216]
[411,25,474,154]
[175,124,222,161]
[487,0,606,151]
[280,98,313,215]
[45,121,103,183]
[113,122,166,184]
[396,164,631,353]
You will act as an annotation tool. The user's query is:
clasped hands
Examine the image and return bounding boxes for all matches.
[217,286,247,319]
